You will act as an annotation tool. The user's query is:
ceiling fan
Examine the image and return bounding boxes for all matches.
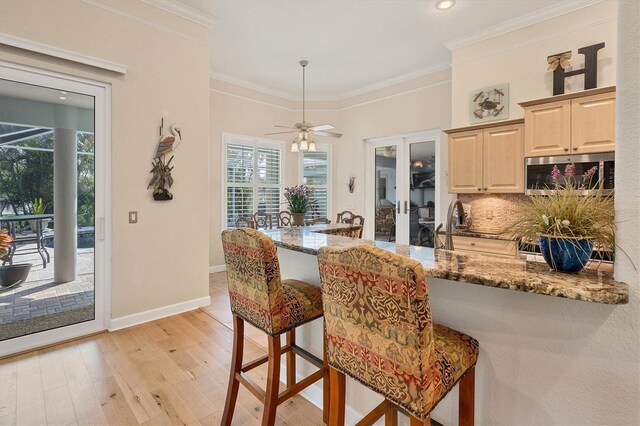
[265,60,342,152]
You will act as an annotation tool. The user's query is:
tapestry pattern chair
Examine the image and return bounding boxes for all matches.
[278,211,292,227]
[221,228,328,426]
[253,211,273,229]
[318,244,479,426]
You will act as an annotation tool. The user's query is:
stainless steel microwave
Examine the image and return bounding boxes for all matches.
[525,152,614,195]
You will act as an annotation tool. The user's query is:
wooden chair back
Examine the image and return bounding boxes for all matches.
[253,212,273,229]
[235,216,255,229]
[278,211,292,227]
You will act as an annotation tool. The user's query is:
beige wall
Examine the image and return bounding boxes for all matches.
[451,1,617,127]
[209,70,451,267]
[0,0,211,319]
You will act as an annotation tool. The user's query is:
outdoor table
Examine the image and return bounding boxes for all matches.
[0,214,54,268]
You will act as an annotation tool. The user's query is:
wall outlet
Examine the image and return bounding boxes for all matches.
[486,209,493,220]
[129,211,138,223]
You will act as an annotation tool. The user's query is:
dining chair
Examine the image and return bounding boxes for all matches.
[235,216,255,228]
[278,211,292,227]
[350,215,365,238]
[335,210,355,224]
[305,217,331,226]
[318,244,479,426]
[221,228,328,426]
[253,212,273,229]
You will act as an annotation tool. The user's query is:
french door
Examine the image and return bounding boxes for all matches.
[0,63,110,357]
[365,129,449,246]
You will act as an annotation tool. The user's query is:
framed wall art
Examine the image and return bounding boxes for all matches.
[469,83,509,123]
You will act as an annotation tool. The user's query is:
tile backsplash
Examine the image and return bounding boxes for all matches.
[458,193,529,234]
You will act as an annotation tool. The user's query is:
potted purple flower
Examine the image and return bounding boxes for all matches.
[284,185,316,226]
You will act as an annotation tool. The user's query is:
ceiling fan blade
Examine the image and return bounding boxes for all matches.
[274,125,296,129]
[264,130,298,135]
[310,124,335,131]
[313,130,342,138]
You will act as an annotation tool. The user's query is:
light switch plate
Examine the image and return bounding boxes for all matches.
[486,209,493,220]
[129,211,138,223]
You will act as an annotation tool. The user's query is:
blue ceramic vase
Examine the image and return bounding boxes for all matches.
[538,236,593,273]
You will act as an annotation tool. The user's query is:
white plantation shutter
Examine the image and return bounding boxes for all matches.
[302,149,329,219]
[225,138,283,227]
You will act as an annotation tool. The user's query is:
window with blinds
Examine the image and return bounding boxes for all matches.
[225,139,283,227]
[301,149,329,219]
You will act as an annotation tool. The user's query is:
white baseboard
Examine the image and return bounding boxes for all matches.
[209,264,226,273]
[108,295,211,331]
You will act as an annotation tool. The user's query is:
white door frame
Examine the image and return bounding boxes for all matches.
[365,129,450,244]
[0,61,111,357]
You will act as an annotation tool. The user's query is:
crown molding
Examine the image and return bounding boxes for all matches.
[0,32,127,74]
[444,0,604,51]
[211,61,451,103]
[142,0,216,28]
[210,70,299,101]
[337,62,450,100]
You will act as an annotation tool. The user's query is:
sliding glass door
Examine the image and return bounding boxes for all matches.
[367,130,444,246]
[0,64,109,357]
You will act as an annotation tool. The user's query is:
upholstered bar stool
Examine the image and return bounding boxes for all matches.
[221,228,328,426]
[318,245,479,426]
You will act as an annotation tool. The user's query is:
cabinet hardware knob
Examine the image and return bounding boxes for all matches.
[573,147,578,151]
[477,188,481,191]
[484,187,488,191]
[471,242,476,246]
[564,148,569,151]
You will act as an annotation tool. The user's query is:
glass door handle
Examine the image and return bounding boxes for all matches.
[404,201,408,214]
[396,201,401,214]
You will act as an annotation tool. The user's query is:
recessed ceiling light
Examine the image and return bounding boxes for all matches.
[435,0,455,10]
[60,91,67,94]
[59,96,67,100]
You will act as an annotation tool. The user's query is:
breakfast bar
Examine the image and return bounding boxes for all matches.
[262,224,630,424]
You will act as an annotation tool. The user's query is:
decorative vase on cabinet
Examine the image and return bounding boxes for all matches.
[539,236,593,273]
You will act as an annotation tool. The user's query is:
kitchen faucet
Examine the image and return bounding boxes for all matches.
[442,199,464,251]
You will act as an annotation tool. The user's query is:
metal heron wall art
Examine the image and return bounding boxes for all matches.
[148,117,182,201]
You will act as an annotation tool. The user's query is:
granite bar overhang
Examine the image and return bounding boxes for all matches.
[261,224,629,305]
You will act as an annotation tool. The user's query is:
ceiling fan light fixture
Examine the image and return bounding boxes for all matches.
[308,140,316,152]
[435,0,455,10]
[291,140,299,152]
[299,138,309,151]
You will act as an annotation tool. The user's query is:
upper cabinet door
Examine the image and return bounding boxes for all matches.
[524,100,571,157]
[483,124,525,193]
[448,130,483,194]
[571,92,616,154]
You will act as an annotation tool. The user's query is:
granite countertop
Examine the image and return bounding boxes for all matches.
[261,225,629,305]
[436,228,516,241]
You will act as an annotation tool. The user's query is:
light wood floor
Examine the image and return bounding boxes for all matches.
[0,272,323,426]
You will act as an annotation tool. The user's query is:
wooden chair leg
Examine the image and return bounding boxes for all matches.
[458,367,475,426]
[384,405,398,426]
[410,415,430,426]
[322,329,329,424]
[329,366,346,426]
[222,315,244,426]
[286,330,296,388]
[262,335,282,426]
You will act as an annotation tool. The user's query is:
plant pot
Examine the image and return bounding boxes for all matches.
[28,218,51,231]
[0,263,32,288]
[153,188,173,201]
[538,235,593,273]
[291,213,305,227]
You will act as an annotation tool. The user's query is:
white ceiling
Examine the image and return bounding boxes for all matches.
[174,0,599,100]
[0,79,94,109]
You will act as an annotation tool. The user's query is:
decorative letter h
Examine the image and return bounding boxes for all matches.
[552,42,605,95]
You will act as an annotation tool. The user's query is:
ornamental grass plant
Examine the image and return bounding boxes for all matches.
[507,164,615,251]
